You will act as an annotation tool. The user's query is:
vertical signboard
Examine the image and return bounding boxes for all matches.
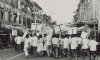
[54,25,60,33]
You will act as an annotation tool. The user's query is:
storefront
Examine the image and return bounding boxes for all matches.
[0,27,11,49]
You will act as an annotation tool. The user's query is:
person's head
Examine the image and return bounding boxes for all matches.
[61,35,65,39]
[44,34,47,37]
[65,34,68,38]
[52,34,56,38]
[26,34,29,38]
[34,33,36,36]
[38,34,42,39]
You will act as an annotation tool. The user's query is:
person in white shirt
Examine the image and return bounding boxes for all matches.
[81,36,90,57]
[58,35,64,57]
[89,37,98,60]
[52,34,59,59]
[37,34,43,56]
[15,35,23,52]
[28,34,34,56]
[45,34,52,57]
[31,34,38,56]
[76,35,82,57]
[70,35,78,59]
[62,34,70,57]
[24,34,31,58]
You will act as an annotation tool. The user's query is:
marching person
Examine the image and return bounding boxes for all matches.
[52,34,59,59]
[24,34,31,58]
[42,34,47,56]
[70,35,78,60]
[37,34,44,56]
[89,37,98,60]
[31,34,38,56]
[45,34,52,57]
[76,35,82,57]
[81,36,90,60]
[58,34,64,57]
[62,34,70,57]
[28,34,34,56]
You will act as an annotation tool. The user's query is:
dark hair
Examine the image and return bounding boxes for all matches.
[38,34,42,39]
[44,34,47,37]
[26,34,29,38]
[61,35,65,38]
[65,34,69,38]
[34,34,36,36]
[56,34,59,38]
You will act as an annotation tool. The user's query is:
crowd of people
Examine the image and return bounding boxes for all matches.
[14,33,98,60]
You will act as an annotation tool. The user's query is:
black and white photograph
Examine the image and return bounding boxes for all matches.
[0,0,100,60]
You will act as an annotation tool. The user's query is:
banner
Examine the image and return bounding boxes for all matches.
[54,26,60,33]
[31,23,36,30]
[37,24,42,31]
[68,28,72,34]
[81,32,88,39]
[60,24,66,30]
[72,27,77,34]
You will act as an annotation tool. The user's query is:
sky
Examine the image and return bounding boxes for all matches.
[31,0,80,24]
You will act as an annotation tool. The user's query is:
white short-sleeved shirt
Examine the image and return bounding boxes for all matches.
[28,37,34,46]
[63,38,70,49]
[15,36,22,44]
[45,35,52,45]
[52,38,59,46]
[24,38,30,48]
[77,37,82,44]
[59,38,63,45]
[70,37,78,49]
[32,36,38,47]
[82,38,89,49]
[89,40,98,51]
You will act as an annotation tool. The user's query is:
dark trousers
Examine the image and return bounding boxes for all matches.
[21,42,24,52]
[90,51,97,60]
[81,49,90,57]
[63,49,69,56]
[71,49,77,58]
[58,44,63,57]
[15,44,21,52]
[52,44,58,58]
[33,47,37,56]
[77,44,82,57]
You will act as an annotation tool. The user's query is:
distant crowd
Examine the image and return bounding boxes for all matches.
[14,33,98,60]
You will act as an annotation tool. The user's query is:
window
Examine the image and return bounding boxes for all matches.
[8,11,11,22]
[23,17,26,26]
[19,15,21,24]
[1,11,4,20]
[27,18,31,28]
[13,13,17,23]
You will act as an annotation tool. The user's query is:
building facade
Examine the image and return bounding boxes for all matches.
[74,0,98,23]
[74,0,100,41]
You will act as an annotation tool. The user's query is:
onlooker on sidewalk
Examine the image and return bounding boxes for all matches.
[15,35,23,52]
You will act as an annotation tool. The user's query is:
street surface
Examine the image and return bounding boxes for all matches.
[0,48,100,60]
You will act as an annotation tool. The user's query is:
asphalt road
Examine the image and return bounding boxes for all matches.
[0,48,100,60]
